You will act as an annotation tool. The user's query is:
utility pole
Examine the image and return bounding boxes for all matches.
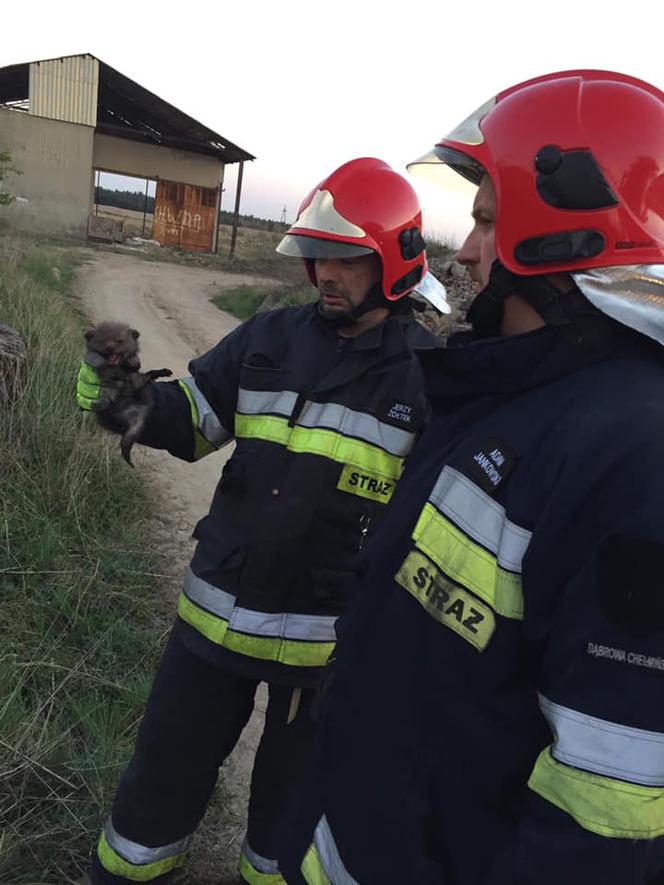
[280,205,287,225]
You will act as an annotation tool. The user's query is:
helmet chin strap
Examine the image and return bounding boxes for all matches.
[317,283,389,329]
[467,260,596,337]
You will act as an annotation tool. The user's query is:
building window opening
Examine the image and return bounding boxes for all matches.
[93,169,157,239]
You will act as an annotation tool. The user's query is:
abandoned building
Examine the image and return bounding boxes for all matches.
[0,54,254,252]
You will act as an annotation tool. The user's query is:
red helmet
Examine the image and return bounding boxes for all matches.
[277,158,443,304]
[408,70,664,276]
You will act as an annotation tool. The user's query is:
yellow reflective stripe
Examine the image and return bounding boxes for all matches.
[235,413,403,480]
[301,843,332,885]
[413,503,523,619]
[178,593,335,668]
[529,748,664,839]
[178,380,216,460]
[238,853,286,884]
[97,832,186,882]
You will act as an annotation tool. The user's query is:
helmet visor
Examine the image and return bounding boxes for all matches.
[276,234,375,260]
[408,146,485,188]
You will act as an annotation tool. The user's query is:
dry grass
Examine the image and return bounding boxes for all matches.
[0,237,164,883]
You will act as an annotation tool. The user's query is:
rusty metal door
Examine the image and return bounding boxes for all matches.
[153,180,217,252]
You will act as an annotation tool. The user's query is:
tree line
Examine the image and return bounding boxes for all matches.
[95,186,288,232]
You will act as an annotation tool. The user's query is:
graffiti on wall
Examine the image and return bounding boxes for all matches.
[152,180,217,252]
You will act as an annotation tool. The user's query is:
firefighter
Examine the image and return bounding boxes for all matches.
[277,71,664,885]
[76,157,446,884]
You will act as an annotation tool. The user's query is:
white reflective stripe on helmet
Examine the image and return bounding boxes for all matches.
[444,96,496,146]
[291,189,366,238]
[573,264,664,346]
[539,694,664,786]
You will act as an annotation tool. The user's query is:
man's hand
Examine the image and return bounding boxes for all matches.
[76,360,119,411]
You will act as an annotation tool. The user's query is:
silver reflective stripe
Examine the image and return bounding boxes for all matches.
[298,401,415,457]
[312,815,359,885]
[237,389,415,457]
[104,817,191,865]
[184,568,235,619]
[180,377,232,447]
[539,694,664,787]
[241,838,280,874]
[429,466,531,572]
[184,568,337,642]
[237,388,298,418]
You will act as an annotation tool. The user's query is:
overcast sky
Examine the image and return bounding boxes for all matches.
[4,0,663,244]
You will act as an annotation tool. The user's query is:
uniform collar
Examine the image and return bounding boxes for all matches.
[310,311,421,394]
[311,304,415,353]
[421,316,616,402]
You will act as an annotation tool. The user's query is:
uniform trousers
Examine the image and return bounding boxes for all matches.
[89,628,316,884]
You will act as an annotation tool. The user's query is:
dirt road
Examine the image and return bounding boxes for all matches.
[76,250,275,883]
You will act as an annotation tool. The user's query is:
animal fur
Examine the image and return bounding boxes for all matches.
[84,322,172,465]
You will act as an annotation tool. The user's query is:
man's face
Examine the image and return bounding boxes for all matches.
[314,253,382,316]
[456,174,497,291]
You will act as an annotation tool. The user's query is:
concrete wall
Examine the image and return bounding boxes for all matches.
[93,133,223,189]
[0,107,94,238]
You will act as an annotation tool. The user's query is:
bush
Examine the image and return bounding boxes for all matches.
[210,283,271,320]
[424,233,457,259]
[0,240,162,882]
[0,149,20,207]
[210,282,315,320]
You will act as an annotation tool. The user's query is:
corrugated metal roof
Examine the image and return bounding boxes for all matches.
[0,53,254,163]
[29,55,98,127]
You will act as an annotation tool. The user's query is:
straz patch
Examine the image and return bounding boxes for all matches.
[467,437,517,495]
[337,464,395,504]
[396,549,495,651]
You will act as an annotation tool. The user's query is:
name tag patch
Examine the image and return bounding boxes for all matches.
[467,437,517,495]
[396,549,495,651]
[378,396,424,429]
[337,464,395,503]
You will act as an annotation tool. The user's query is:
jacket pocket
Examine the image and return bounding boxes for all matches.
[311,567,358,615]
[240,361,290,392]
[192,517,245,571]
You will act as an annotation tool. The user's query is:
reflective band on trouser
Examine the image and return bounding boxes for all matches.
[239,838,286,884]
[528,747,664,839]
[412,502,525,620]
[235,414,403,481]
[178,568,337,667]
[97,818,190,882]
[236,388,415,458]
[300,816,359,885]
[179,377,233,460]
[539,694,664,786]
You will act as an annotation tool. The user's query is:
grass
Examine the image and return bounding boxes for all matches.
[211,282,316,320]
[424,232,457,259]
[0,237,164,883]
